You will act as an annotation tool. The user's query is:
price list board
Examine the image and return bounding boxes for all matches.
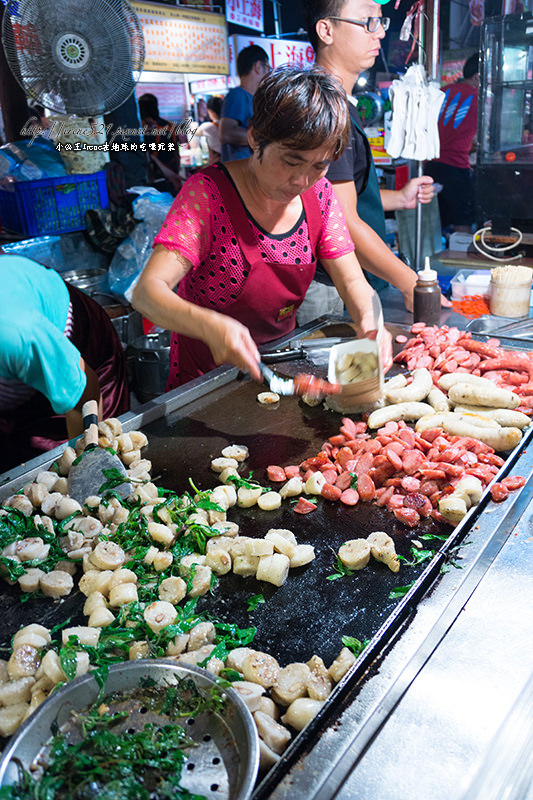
[132,1,229,74]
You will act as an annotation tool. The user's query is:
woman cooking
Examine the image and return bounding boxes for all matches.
[132,66,390,388]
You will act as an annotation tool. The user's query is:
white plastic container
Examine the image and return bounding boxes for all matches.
[489,266,533,318]
[450,269,491,300]
[326,337,384,414]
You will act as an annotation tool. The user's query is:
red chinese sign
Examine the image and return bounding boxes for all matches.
[226,0,264,33]
[230,34,315,76]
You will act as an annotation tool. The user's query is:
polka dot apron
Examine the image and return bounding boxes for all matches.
[168,164,322,388]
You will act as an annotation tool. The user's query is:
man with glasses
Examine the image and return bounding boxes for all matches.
[298,0,436,323]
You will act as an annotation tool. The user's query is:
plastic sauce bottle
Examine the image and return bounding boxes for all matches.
[413,257,441,326]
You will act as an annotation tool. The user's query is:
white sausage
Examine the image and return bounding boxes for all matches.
[367,402,434,429]
[453,406,531,429]
[385,368,433,404]
[448,382,520,410]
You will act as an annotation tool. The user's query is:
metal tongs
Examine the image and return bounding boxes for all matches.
[258,361,342,397]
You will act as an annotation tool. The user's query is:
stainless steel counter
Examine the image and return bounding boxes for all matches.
[2,302,533,800]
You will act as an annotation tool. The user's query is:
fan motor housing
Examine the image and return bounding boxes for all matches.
[54,33,91,71]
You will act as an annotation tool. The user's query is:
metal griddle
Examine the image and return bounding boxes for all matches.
[0,318,531,795]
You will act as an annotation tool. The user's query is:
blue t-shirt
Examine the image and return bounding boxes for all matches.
[220,86,253,162]
[0,256,86,413]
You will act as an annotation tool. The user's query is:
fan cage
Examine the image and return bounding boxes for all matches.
[2,0,145,116]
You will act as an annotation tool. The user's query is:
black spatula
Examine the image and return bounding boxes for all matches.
[67,401,132,504]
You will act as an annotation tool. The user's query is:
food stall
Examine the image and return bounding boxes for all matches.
[0,291,532,797]
[1,1,533,797]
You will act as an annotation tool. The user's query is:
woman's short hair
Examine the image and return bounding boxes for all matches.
[250,66,349,161]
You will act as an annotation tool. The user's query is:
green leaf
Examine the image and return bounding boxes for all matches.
[419,533,449,542]
[349,472,358,489]
[398,547,434,568]
[246,594,265,612]
[218,668,244,682]
[98,468,132,495]
[389,581,415,599]
[59,642,79,681]
[341,635,369,658]
[326,553,356,581]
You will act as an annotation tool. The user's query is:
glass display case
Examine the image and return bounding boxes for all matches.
[476,13,533,235]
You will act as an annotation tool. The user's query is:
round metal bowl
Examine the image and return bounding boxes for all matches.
[0,660,260,800]
[61,267,109,296]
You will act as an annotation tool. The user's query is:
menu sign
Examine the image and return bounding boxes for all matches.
[132,1,229,74]
[225,0,263,33]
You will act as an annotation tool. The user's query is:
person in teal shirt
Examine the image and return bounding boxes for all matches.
[0,255,129,472]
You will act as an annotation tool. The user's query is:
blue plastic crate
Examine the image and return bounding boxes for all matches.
[0,171,108,237]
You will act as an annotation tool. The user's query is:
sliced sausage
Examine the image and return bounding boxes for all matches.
[357,474,376,502]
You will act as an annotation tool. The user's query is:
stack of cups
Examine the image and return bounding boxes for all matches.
[489,265,533,318]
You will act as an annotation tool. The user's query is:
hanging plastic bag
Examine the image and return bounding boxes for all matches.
[108,189,173,302]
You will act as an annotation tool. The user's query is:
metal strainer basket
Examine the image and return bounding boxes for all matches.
[0,660,260,800]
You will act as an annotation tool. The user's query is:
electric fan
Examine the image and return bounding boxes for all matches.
[2,0,145,116]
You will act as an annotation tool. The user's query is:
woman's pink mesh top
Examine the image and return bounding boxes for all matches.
[153,165,354,307]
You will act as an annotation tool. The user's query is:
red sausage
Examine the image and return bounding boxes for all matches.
[340,488,359,506]
[376,486,395,507]
[355,452,374,476]
[340,417,357,439]
[284,465,300,479]
[336,447,355,469]
[267,465,287,482]
[321,469,338,485]
[401,476,421,493]
[490,483,510,503]
[335,472,353,491]
[501,476,526,491]
[393,507,421,527]
[294,497,318,514]
[321,483,342,502]
[357,474,376,502]
[457,339,502,358]
[384,447,404,472]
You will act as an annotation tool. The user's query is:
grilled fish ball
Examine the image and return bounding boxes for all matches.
[338,539,371,571]
[241,652,280,688]
[39,570,74,599]
[257,491,282,511]
[253,710,291,754]
[158,576,187,604]
[89,541,126,571]
[328,647,356,683]
[143,601,177,633]
[232,681,265,712]
[281,698,324,731]
[367,531,399,573]
[108,582,138,607]
[221,444,249,462]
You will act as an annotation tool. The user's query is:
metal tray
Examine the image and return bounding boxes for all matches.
[0,317,531,798]
[0,661,259,800]
[466,314,533,340]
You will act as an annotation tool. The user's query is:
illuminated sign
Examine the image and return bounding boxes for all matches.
[132,1,229,74]
[226,0,263,33]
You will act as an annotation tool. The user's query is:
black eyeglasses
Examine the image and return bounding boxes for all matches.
[327,16,390,33]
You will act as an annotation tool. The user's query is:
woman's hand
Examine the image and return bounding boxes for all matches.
[203,313,262,381]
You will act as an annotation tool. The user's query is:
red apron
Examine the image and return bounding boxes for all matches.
[168,165,323,388]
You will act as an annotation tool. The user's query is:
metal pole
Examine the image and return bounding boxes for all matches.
[426,0,440,81]
[270,0,282,37]
[414,8,426,271]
